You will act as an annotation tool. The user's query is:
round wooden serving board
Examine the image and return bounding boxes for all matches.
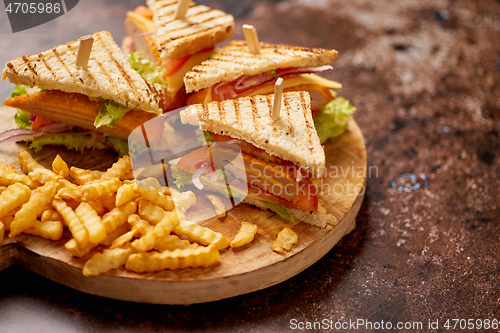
[0,107,366,304]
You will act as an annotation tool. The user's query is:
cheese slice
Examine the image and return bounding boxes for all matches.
[166,49,214,99]
[202,73,342,104]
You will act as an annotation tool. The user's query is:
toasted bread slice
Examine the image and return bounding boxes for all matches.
[180,91,325,178]
[3,90,162,142]
[146,0,234,59]
[124,11,161,65]
[184,40,338,93]
[2,31,161,114]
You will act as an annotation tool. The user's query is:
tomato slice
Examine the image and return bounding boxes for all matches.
[162,47,215,77]
[176,147,210,174]
[31,115,54,130]
[162,55,192,77]
[247,180,318,211]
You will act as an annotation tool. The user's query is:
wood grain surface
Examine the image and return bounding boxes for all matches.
[0,106,366,304]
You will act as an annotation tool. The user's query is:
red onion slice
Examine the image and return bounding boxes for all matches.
[138,32,156,37]
[38,123,74,133]
[0,128,45,146]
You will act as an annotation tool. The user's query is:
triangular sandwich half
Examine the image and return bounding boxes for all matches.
[184,40,341,116]
[1,31,165,155]
[124,1,234,110]
[173,91,332,228]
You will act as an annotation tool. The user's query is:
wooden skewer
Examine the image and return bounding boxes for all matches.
[75,35,94,69]
[174,0,191,20]
[272,78,284,121]
[242,24,261,55]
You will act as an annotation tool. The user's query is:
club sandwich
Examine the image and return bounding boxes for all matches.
[1,31,166,155]
[124,0,234,110]
[172,91,336,228]
[184,40,342,116]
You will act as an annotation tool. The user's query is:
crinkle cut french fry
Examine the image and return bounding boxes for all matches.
[0,183,31,219]
[205,194,226,218]
[52,154,70,179]
[18,149,43,174]
[55,185,82,201]
[126,245,220,273]
[75,202,107,245]
[127,214,153,235]
[9,179,60,238]
[65,238,95,258]
[272,227,298,253]
[138,200,177,226]
[25,220,63,241]
[1,215,14,231]
[27,168,56,185]
[0,161,17,174]
[135,177,162,189]
[0,186,7,195]
[83,245,134,277]
[102,201,137,234]
[28,166,60,185]
[100,223,130,246]
[81,178,121,201]
[134,185,174,211]
[103,155,132,180]
[100,193,117,212]
[69,166,102,185]
[110,229,139,249]
[52,199,88,248]
[115,183,138,207]
[86,200,105,215]
[174,220,230,250]
[230,222,258,248]
[154,234,198,252]
[41,209,63,222]
[0,169,38,189]
[131,211,179,252]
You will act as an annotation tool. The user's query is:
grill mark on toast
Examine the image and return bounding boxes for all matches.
[266,95,278,136]
[159,15,229,44]
[153,0,177,12]
[283,95,294,136]
[217,99,226,124]
[93,57,117,96]
[22,56,38,81]
[233,99,241,128]
[249,97,258,132]
[101,38,138,105]
[299,91,314,150]
[52,47,79,84]
[6,62,17,75]
[38,53,57,80]
[202,104,209,121]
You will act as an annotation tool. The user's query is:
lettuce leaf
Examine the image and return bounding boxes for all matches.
[14,111,32,129]
[11,85,28,98]
[262,201,295,223]
[9,85,32,129]
[103,136,129,157]
[128,52,167,90]
[94,101,131,128]
[27,133,106,153]
[314,92,356,143]
[171,166,194,189]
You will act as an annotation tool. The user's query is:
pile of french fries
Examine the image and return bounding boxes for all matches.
[0,149,297,277]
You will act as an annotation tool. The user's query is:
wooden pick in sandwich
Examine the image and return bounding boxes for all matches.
[242,24,261,55]
[174,0,192,20]
[75,35,94,69]
[272,77,284,121]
